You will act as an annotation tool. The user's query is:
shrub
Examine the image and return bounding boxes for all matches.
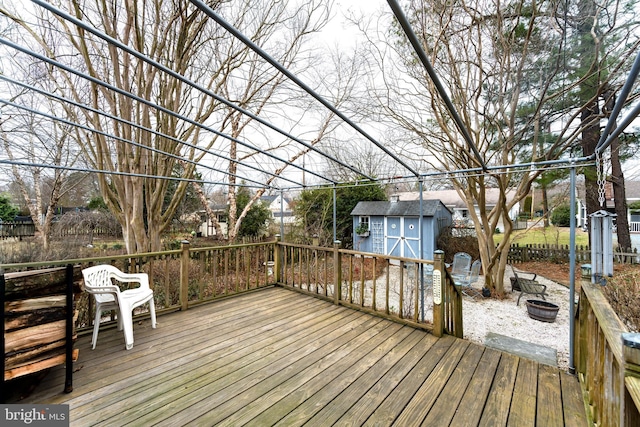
[436,226,480,263]
[550,204,571,227]
[602,269,640,332]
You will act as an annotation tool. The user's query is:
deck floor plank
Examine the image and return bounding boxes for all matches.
[73,292,340,424]
[362,335,456,427]
[421,342,486,426]
[392,339,471,426]
[247,323,407,426]
[478,352,520,427]
[200,316,390,426]
[8,287,587,426]
[160,314,391,426]
[334,333,440,426]
[536,364,564,426]
[302,329,426,426]
[93,300,368,426]
[508,357,539,427]
[561,371,590,427]
[450,346,503,427]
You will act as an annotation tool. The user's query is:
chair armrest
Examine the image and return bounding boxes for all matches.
[110,271,150,290]
[519,271,537,281]
[84,284,121,296]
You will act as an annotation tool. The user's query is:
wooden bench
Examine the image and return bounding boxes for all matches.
[510,265,548,305]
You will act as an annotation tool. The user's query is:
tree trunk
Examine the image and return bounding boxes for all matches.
[603,89,632,252]
[611,136,631,250]
[581,105,601,238]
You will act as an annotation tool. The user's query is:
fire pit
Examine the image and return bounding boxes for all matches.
[525,299,559,323]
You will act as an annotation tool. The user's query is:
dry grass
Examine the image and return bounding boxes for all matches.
[601,269,640,332]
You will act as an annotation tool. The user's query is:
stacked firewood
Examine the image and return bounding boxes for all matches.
[4,267,82,380]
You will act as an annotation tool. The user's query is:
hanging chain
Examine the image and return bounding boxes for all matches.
[596,150,606,208]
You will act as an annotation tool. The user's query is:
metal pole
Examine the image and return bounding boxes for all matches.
[64,264,74,393]
[280,189,285,239]
[333,186,337,243]
[569,164,577,374]
[1,269,5,402]
[419,180,425,321]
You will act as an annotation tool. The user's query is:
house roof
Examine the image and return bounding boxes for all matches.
[394,189,517,209]
[350,199,449,217]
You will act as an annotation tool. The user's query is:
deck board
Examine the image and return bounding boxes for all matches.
[8,286,588,426]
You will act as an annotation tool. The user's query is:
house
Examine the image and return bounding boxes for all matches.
[394,188,520,232]
[196,204,228,238]
[351,197,452,260]
[260,194,296,225]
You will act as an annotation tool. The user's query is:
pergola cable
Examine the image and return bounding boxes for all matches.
[0,159,265,189]
[0,97,271,189]
[188,0,420,179]
[31,0,370,182]
[0,75,301,188]
[0,37,336,187]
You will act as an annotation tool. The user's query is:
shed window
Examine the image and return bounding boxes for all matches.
[359,216,370,229]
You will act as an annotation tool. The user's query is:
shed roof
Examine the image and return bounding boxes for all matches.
[350,199,448,217]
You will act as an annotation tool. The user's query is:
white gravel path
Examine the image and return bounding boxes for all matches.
[464,269,573,370]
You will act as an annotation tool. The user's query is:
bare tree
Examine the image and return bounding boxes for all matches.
[361,0,639,293]
[0,77,82,250]
[1,0,336,252]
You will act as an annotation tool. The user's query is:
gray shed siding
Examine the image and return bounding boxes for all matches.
[351,200,452,260]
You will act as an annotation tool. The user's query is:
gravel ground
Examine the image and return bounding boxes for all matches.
[464,268,574,370]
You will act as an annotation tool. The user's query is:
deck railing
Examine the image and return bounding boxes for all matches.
[575,281,640,426]
[274,241,463,337]
[1,240,277,333]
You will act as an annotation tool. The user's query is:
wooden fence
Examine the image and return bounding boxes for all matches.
[507,243,639,264]
[0,222,35,240]
[0,221,121,240]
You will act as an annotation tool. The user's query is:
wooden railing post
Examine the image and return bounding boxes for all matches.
[274,235,282,284]
[333,240,342,305]
[432,250,445,337]
[180,240,190,311]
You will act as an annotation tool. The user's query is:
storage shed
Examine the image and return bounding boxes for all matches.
[351,198,452,260]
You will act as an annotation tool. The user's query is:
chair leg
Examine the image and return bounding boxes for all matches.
[517,292,523,306]
[92,305,102,350]
[149,298,157,329]
[119,308,135,350]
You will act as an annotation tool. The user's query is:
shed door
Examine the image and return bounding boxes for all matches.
[403,217,420,259]
[386,217,402,257]
[386,217,420,258]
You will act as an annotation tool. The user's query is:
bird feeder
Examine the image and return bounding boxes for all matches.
[589,210,615,283]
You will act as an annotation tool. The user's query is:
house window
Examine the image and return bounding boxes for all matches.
[461,210,469,218]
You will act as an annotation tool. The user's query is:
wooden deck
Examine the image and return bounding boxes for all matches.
[12,287,587,426]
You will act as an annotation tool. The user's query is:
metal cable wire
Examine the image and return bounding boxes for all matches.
[0,97,272,189]
[0,37,337,186]
[0,75,302,188]
[31,0,369,182]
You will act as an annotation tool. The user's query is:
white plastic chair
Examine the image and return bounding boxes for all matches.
[450,252,472,285]
[455,259,482,298]
[82,264,157,350]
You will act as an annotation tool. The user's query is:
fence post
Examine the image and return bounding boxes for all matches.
[333,240,342,305]
[180,240,190,311]
[432,250,445,337]
[274,235,281,284]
